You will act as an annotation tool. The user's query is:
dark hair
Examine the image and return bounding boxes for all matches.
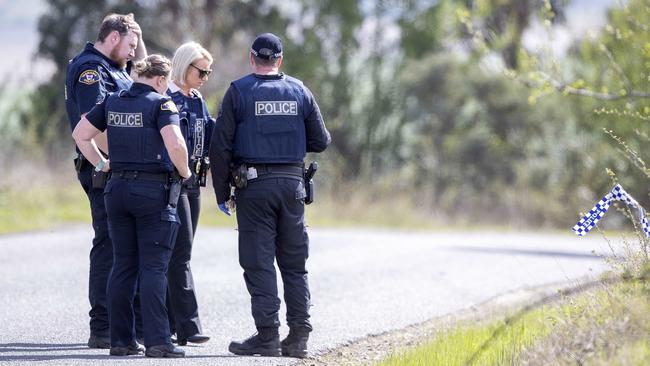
[134,54,172,78]
[96,13,134,42]
[252,54,280,67]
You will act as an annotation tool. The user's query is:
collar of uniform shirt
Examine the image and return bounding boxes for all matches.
[253,72,284,80]
[167,80,199,98]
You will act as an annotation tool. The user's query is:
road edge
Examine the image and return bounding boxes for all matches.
[296,276,609,365]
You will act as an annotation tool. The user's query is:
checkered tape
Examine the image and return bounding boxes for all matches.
[573,184,650,237]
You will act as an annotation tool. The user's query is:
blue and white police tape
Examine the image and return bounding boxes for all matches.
[572,184,650,237]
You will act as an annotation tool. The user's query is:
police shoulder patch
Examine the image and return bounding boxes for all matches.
[79,69,100,85]
[161,100,179,113]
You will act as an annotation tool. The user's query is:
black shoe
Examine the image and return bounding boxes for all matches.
[145,343,185,358]
[88,334,111,349]
[110,341,144,356]
[228,331,280,357]
[177,334,210,346]
[281,328,310,358]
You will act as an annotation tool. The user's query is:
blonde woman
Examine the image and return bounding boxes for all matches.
[166,41,214,346]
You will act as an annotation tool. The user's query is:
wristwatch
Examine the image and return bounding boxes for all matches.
[94,159,106,172]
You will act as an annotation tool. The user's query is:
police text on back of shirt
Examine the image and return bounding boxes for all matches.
[255,101,298,116]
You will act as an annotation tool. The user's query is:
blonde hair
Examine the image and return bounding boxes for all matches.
[134,54,172,78]
[172,42,214,87]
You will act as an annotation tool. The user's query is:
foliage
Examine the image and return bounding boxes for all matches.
[398,54,586,225]
[18,0,650,228]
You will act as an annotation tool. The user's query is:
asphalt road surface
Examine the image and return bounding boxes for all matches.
[0,226,616,365]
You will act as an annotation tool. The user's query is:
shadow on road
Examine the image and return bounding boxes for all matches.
[0,343,243,361]
[0,343,87,353]
[447,246,612,260]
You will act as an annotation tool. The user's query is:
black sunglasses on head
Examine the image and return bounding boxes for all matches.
[190,64,212,78]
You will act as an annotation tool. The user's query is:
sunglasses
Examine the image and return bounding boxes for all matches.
[190,64,212,78]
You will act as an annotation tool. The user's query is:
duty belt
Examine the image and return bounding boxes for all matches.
[249,164,304,178]
[113,170,170,183]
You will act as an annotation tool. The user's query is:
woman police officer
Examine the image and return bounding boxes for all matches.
[72,54,191,358]
[163,41,214,346]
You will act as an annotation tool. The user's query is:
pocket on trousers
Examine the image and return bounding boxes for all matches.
[104,179,115,194]
[294,180,307,200]
[155,208,180,250]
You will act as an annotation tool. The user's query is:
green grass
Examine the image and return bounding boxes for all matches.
[0,184,90,234]
[0,165,536,234]
[378,278,650,366]
[379,306,555,366]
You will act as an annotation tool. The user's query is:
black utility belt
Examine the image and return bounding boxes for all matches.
[247,164,304,178]
[232,163,304,189]
[112,170,170,183]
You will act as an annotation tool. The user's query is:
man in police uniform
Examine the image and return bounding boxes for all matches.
[64,13,147,349]
[209,33,331,358]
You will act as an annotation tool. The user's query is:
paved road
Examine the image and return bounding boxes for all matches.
[0,226,615,365]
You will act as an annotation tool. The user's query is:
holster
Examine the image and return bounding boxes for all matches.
[194,157,210,187]
[305,179,315,205]
[231,164,248,189]
[304,161,318,205]
[167,171,182,208]
[91,170,109,189]
[74,154,86,173]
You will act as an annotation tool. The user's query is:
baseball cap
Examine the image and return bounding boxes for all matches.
[251,33,283,60]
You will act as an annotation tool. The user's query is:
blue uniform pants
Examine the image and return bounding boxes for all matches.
[77,166,112,337]
[235,177,313,331]
[104,178,179,347]
[167,186,202,339]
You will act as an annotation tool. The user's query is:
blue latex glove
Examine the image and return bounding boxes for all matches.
[218,202,231,216]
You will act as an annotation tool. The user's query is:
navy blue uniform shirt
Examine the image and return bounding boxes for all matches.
[65,42,133,133]
[167,81,215,159]
[209,73,331,203]
[86,82,180,173]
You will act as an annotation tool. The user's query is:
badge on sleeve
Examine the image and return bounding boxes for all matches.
[79,69,100,85]
[161,100,179,113]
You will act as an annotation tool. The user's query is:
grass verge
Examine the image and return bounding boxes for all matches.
[378,304,555,366]
[376,275,650,366]
[1,175,504,234]
[0,183,89,234]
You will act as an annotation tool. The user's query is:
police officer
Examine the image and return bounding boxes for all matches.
[64,13,147,349]
[72,54,191,358]
[165,41,214,346]
[209,33,331,358]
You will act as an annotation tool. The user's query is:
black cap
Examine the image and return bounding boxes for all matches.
[251,33,283,60]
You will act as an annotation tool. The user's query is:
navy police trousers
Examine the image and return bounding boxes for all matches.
[104,177,179,347]
[77,166,113,337]
[167,186,203,340]
[235,176,313,331]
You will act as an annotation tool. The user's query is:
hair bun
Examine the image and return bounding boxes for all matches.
[134,54,172,79]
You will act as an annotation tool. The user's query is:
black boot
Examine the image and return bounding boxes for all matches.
[145,343,185,358]
[281,327,310,358]
[109,341,144,356]
[87,334,111,349]
[228,328,281,357]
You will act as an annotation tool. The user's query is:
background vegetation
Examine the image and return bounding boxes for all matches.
[2,0,650,232]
